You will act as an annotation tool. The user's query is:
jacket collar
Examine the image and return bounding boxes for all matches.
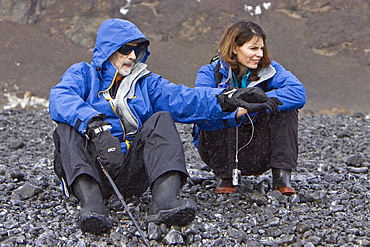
[248,65,276,87]
[219,59,276,87]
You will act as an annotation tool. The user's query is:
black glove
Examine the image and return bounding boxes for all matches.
[217,87,268,112]
[243,97,283,114]
[86,115,124,177]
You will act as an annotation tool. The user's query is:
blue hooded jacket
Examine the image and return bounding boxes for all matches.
[49,19,239,154]
[194,58,306,131]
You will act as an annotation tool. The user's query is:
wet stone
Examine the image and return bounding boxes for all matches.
[346,155,365,167]
[9,141,25,150]
[147,222,161,241]
[7,168,25,180]
[163,229,185,245]
[13,183,43,198]
[3,221,19,230]
[347,167,368,173]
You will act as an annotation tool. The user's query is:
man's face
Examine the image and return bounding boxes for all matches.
[108,42,138,76]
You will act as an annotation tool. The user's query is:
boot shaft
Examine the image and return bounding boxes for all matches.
[72,174,106,213]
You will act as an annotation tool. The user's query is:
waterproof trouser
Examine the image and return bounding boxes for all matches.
[53,111,188,198]
[197,110,298,179]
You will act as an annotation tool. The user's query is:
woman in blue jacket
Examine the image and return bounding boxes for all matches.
[49,19,263,235]
[194,21,306,195]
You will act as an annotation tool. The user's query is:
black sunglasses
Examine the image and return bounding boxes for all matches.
[117,45,142,56]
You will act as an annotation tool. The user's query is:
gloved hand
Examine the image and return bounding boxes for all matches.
[86,114,124,176]
[243,97,283,114]
[86,115,112,139]
[217,86,268,112]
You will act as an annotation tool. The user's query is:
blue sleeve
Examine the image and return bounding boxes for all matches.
[146,74,239,126]
[266,61,306,111]
[193,63,240,130]
[49,63,102,134]
[194,64,217,88]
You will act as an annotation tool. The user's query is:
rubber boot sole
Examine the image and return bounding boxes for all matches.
[216,186,238,194]
[276,186,296,195]
[79,211,112,235]
[146,200,196,227]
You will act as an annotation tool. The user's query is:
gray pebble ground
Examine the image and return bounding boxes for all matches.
[1,110,370,246]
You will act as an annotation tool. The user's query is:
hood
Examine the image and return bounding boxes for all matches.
[91,19,150,69]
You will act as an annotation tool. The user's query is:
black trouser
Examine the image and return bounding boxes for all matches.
[198,110,298,179]
[53,111,188,198]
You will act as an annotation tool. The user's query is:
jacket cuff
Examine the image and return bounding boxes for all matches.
[223,111,240,128]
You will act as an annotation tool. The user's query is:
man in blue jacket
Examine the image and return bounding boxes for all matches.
[49,18,272,234]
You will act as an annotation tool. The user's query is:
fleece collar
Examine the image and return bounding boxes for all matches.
[218,59,276,88]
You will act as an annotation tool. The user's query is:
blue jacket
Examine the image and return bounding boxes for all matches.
[194,58,306,132]
[49,19,239,154]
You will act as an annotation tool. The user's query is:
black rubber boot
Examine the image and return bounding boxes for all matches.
[72,174,112,234]
[147,171,196,226]
[272,168,296,195]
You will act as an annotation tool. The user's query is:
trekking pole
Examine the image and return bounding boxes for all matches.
[96,157,151,247]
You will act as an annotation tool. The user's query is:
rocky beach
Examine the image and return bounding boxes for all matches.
[1,110,370,246]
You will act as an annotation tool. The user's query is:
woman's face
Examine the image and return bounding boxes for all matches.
[233,36,264,69]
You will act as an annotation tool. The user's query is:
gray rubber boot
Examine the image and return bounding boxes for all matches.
[272,168,296,195]
[72,174,112,234]
[215,177,237,193]
[147,171,196,226]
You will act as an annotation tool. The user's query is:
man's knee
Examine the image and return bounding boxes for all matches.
[144,111,177,134]
[152,111,173,122]
[277,109,298,123]
[54,122,74,135]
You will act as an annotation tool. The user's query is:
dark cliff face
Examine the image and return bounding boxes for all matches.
[0,0,369,113]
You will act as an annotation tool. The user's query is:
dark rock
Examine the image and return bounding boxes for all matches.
[9,141,25,150]
[278,234,296,245]
[353,112,366,118]
[0,165,6,176]
[296,224,310,234]
[7,168,25,180]
[34,230,58,246]
[346,155,365,167]
[13,183,43,198]
[3,221,19,230]
[249,192,268,206]
[147,222,161,241]
[347,167,368,173]
[163,229,185,245]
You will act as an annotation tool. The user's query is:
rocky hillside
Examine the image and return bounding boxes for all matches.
[1,0,369,114]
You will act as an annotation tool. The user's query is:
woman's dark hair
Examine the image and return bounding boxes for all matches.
[218,21,272,81]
